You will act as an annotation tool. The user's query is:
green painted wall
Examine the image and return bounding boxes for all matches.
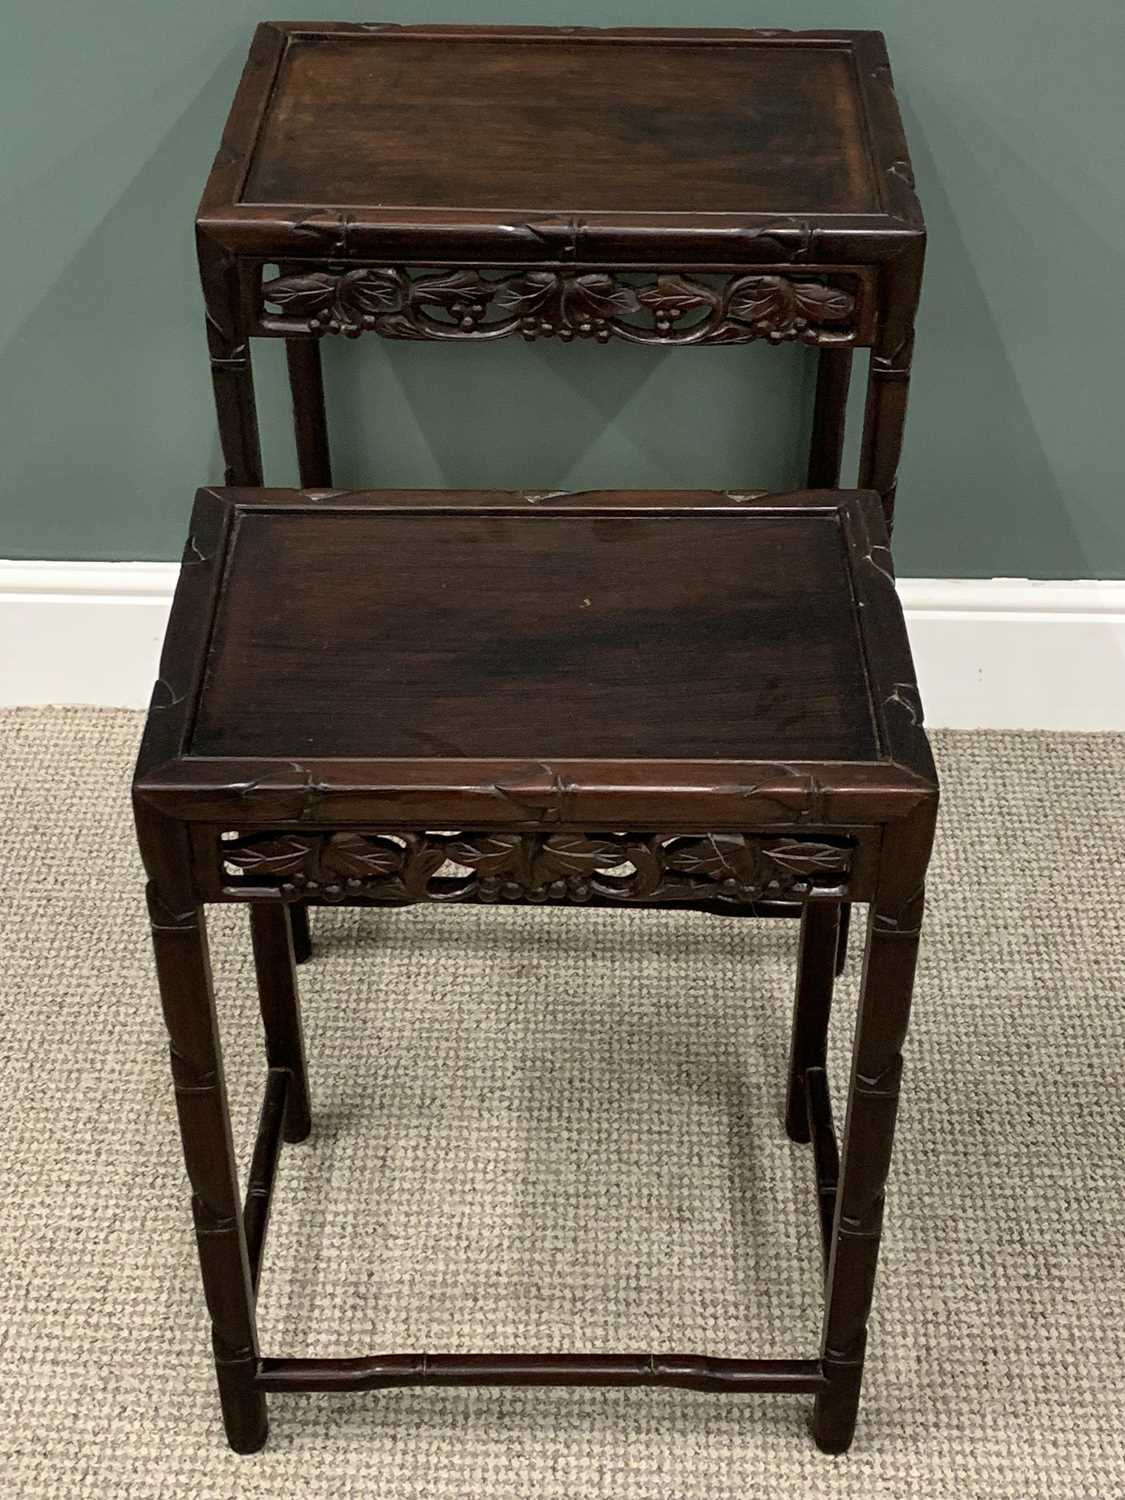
[2,2,1121,576]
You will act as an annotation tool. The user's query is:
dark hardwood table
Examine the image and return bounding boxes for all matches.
[134,486,937,1453]
[198,23,924,524]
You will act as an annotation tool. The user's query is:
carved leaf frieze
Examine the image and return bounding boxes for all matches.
[260,266,857,347]
[220,830,852,906]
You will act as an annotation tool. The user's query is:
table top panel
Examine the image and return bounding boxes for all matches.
[188,503,878,764]
[240,32,878,217]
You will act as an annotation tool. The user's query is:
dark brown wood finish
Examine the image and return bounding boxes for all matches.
[807,349,854,489]
[241,34,878,213]
[145,888,267,1453]
[248,906,311,1142]
[255,1352,826,1395]
[244,1067,289,1293]
[134,486,936,1453]
[196,23,925,964]
[785,902,841,1143]
[284,339,332,489]
[814,813,934,1452]
[200,25,923,253]
[190,512,877,763]
[197,226,262,488]
[197,23,925,527]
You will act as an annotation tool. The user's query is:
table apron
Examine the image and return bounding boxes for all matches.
[190,822,884,907]
[240,260,879,348]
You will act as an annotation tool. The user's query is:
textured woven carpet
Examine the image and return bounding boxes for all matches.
[1,708,1123,1498]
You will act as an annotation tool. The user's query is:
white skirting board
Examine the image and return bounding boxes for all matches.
[2,561,1124,730]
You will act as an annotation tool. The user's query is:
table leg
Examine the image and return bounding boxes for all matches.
[835,904,851,977]
[283,337,332,964]
[147,884,268,1453]
[814,878,927,1453]
[286,338,333,487]
[250,905,312,1142]
[804,348,855,964]
[196,231,262,486]
[858,245,925,533]
[784,902,840,1142]
[286,905,312,965]
[806,348,854,488]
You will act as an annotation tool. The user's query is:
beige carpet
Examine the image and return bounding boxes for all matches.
[1,707,1124,1498]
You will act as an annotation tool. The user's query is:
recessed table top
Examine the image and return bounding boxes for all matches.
[198,24,922,263]
[244,32,872,215]
[194,504,872,763]
[135,488,933,830]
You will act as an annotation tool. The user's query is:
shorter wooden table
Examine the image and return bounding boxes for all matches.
[199,24,924,524]
[133,486,937,1454]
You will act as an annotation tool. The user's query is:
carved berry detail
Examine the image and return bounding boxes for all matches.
[261,267,857,347]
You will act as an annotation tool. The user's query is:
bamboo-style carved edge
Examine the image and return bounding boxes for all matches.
[133,489,232,780]
[197,22,287,218]
[852,31,925,230]
[839,492,936,789]
[200,26,922,264]
[135,760,917,840]
[204,208,922,268]
[255,1352,827,1395]
[132,492,933,833]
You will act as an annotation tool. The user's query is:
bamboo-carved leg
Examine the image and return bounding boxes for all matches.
[785,902,840,1142]
[283,337,333,964]
[147,886,268,1453]
[858,244,925,534]
[196,230,262,487]
[806,348,854,488]
[249,905,312,1143]
[814,879,927,1454]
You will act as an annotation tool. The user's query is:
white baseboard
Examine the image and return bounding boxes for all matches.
[1,562,176,712]
[2,561,1124,730]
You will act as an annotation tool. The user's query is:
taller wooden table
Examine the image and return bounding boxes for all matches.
[197,23,924,524]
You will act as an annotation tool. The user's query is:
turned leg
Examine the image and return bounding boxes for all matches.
[147,886,268,1453]
[813,882,927,1454]
[785,902,841,1142]
[806,347,854,488]
[249,904,312,1143]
